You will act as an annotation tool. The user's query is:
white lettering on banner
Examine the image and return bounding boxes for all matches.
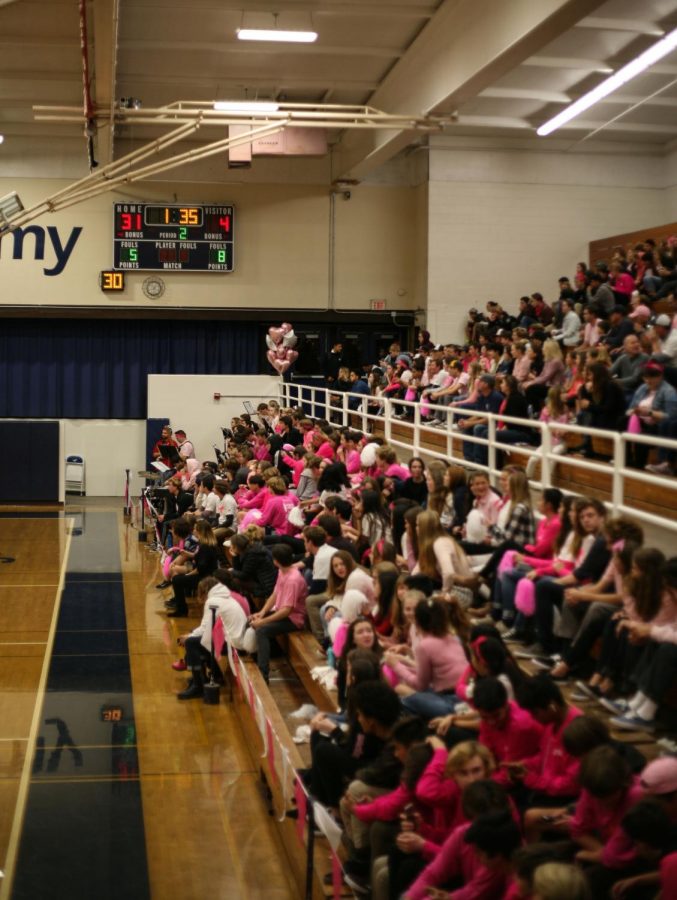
[0,225,82,276]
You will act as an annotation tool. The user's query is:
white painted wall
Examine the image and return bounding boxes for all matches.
[147,374,281,465]
[426,139,669,342]
[63,419,146,498]
[0,176,421,314]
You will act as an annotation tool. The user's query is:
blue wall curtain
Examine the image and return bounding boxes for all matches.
[0,318,260,418]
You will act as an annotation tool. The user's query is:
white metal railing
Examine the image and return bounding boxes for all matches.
[277,382,677,533]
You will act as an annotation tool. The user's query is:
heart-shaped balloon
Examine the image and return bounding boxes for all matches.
[280,322,293,334]
[265,335,277,351]
[282,329,297,349]
[268,326,284,346]
[285,348,298,364]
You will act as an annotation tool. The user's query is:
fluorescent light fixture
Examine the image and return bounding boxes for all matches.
[213,100,280,113]
[236,28,317,43]
[0,190,24,222]
[537,25,677,136]
[0,135,4,145]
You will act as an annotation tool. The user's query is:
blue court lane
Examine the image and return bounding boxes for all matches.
[10,512,150,900]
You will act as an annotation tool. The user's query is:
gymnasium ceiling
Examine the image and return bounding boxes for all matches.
[2,0,677,181]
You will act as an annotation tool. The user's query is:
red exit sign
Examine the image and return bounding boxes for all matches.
[370,299,387,311]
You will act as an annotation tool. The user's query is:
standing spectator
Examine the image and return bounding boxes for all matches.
[174,429,195,460]
[324,340,344,386]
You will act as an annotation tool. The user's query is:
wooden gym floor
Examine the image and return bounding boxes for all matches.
[0,502,297,900]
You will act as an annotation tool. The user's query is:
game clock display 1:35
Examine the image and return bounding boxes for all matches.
[113,202,235,272]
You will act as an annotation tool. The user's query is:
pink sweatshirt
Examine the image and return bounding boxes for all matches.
[238,486,270,511]
[354,756,459,848]
[521,705,582,796]
[478,702,544,787]
[406,822,508,900]
[316,441,335,460]
[385,462,411,481]
[341,449,361,475]
[523,513,561,559]
[570,777,644,868]
[414,748,465,839]
[393,634,467,693]
[281,454,305,487]
[256,492,299,536]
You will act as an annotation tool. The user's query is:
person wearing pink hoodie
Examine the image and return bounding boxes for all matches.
[405,789,521,900]
[254,477,299,537]
[508,675,582,808]
[472,678,543,788]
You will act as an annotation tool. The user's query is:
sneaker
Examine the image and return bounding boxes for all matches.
[343,861,370,896]
[531,656,555,671]
[572,681,602,702]
[289,703,319,720]
[646,461,674,476]
[514,642,545,659]
[171,659,187,671]
[502,628,524,643]
[610,713,655,733]
[597,696,630,716]
[156,580,171,590]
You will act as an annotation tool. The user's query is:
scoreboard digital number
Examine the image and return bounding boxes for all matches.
[113,203,234,272]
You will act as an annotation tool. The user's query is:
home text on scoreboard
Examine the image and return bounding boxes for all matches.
[113,203,234,272]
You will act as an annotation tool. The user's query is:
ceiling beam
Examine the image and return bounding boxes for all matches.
[333,0,608,179]
[523,55,612,72]
[115,73,380,93]
[92,0,118,166]
[127,0,438,16]
[576,16,665,36]
[479,86,572,103]
[119,40,404,60]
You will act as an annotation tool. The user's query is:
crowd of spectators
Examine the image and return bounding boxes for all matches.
[148,374,677,898]
[332,244,677,476]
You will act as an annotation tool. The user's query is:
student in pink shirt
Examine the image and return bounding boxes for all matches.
[254,477,299,536]
[280,445,306,487]
[338,430,362,477]
[384,596,468,719]
[248,543,307,682]
[472,678,544,788]
[406,789,521,900]
[506,676,582,829]
[566,745,644,869]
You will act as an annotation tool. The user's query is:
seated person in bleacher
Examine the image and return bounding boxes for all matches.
[228,529,278,606]
[248,543,307,683]
[165,520,220,617]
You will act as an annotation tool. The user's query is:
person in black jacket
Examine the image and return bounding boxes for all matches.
[530,499,610,657]
[157,476,194,546]
[576,362,627,457]
[165,521,220,617]
[228,532,278,607]
[472,375,532,465]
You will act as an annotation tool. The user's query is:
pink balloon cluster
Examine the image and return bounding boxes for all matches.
[265,322,298,375]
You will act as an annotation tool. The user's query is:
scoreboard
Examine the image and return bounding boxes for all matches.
[113,203,234,272]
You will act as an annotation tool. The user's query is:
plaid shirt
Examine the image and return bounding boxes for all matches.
[490,502,535,546]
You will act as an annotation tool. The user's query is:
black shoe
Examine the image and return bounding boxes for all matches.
[156,580,171,589]
[177,681,203,700]
[164,597,177,607]
[167,608,188,618]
